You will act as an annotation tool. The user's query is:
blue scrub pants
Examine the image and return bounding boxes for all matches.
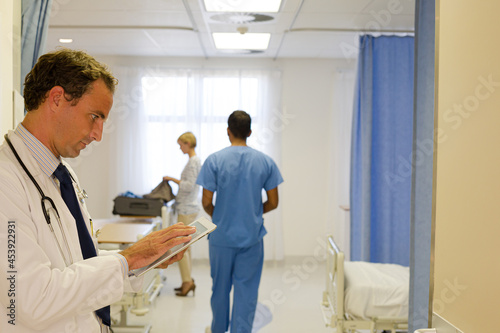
[209,240,264,333]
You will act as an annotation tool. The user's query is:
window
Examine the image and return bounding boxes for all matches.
[103,65,282,260]
[141,71,269,190]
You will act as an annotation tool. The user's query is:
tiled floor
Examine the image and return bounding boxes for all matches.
[118,258,332,333]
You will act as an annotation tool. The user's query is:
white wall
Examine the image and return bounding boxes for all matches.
[0,0,21,135]
[328,70,355,260]
[69,56,355,258]
[280,59,354,256]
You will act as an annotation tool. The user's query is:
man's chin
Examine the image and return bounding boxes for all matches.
[62,148,83,159]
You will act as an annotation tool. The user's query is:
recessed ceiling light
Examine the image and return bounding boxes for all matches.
[59,38,73,43]
[204,0,282,13]
[212,33,271,50]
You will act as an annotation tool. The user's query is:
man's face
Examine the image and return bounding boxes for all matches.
[53,79,113,158]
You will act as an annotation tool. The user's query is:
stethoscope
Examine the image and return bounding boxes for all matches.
[4,134,88,266]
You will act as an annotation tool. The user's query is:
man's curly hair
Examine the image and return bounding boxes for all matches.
[23,48,118,111]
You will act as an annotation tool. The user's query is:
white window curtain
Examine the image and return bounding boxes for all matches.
[107,66,284,261]
[106,67,150,196]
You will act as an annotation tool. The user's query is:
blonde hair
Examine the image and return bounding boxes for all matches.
[178,132,197,148]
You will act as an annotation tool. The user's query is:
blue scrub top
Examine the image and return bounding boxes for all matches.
[197,146,283,248]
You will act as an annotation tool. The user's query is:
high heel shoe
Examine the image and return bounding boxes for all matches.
[175,280,196,297]
[174,279,194,292]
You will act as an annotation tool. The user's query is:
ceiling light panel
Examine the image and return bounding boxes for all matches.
[212,33,271,50]
[204,0,282,13]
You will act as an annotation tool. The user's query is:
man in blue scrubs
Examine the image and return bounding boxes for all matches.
[197,110,283,333]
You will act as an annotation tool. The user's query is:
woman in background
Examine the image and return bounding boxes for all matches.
[163,132,201,296]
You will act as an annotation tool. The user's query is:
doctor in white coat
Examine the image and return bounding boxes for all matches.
[0,49,195,332]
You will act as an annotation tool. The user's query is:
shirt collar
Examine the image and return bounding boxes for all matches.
[15,124,61,178]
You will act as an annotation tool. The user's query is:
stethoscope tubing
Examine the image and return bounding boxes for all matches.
[4,133,73,265]
[4,134,61,224]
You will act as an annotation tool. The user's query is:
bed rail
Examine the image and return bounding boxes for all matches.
[320,235,409,333]
[321,235,345,331]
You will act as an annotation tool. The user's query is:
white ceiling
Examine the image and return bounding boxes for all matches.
[46,0,415,59]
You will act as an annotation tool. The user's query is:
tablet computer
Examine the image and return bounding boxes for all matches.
[130,216,216,277]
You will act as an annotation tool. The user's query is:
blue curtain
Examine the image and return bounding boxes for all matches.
[350,35,414,266]
[21,0,53,92]
[409,0,435,331]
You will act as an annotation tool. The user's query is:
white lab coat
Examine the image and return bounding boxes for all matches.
[0,130,142,332]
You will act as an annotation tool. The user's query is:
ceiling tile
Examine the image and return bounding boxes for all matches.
[46,0,415,59]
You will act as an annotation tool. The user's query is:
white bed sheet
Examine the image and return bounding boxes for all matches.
[344,261,409,320]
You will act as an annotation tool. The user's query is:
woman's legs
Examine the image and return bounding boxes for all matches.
[177,212,197,282]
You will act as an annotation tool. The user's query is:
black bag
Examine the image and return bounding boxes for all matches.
[143,180,175,203]
[112,196,164,217]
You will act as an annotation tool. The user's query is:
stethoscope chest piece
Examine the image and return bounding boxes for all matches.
[78,188,88,203]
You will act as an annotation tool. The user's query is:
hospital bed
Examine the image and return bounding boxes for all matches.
[320,235,409,333]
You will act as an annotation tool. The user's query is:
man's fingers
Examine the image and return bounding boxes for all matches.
[162,235,192,250]
[163,222,196,235]
[143,223,195,244]
[155,245,188,269]
[157,224,196,242]
[120,222,196,270]
[166,249,187,265]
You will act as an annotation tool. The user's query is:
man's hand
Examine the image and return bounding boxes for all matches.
[202,188,214,217]
[263,187,279,214]
[155,250,186,269]
[119,223,195,271]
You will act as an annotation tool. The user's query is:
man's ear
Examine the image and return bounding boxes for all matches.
[47,86,65,110]
[247,129,252,138]
[227,128,235,143]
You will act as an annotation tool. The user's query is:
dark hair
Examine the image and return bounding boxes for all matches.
[228,110,251,139]
[23,48,118,111]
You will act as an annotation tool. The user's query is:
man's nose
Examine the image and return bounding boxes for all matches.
[90,121,103,142]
